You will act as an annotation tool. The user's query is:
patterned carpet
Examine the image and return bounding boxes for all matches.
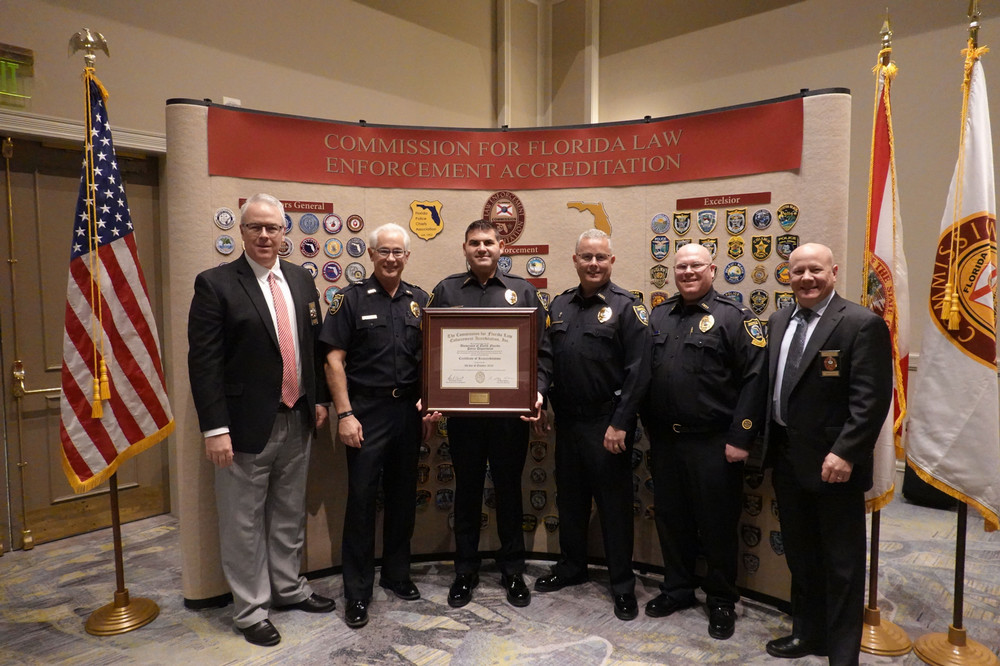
[0,498,997,665]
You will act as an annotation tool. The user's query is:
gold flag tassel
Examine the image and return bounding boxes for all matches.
[99,359,111,400]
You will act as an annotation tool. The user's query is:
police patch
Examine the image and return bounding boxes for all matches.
[743,493,763,516]
[651,235,670,261]
[437,463,454,483]
[410,300,421,319]
[530,467,547,484]
[726,208,747,235]
[751,265,768,284]
[435,488,454,509]
[650,265,669,288]
[699,237,718,258]
[727,236,744,259]
[530,440,547,462]
[673,211,692,235]
[751,235,772,260]
[328,292,345,315]
[744,469,764,489]
[749,289,769,316]
[775,291,795,309]
[498,255,513,274]
[675,238,692,250]
[776,233,799,259]
[752,208,772,230]
[522,514,538,532]
[530,490,547,510]
[634,304,650,326]
[774,261,790,285]
[770,530,785,556]
[741,524,762,548]
[743,552,761,573]
[483,487,497,509]
[776,203,799,231]
[543,515,560,533]
[650,291,669,308]
[697,209,717,234]
[745,318,767,348]
[724,262,745,284]
[650,212,670,234]
[631,448,643,470]
[537,291,550,310]
[723,291,743,303]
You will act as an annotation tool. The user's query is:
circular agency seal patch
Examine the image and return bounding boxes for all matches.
[484,191,526,244]
[928,221,998,366]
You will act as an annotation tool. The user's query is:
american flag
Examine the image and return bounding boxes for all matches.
[59,74,174,493]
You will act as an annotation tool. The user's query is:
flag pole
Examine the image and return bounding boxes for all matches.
[911,5,998,664]
[68,29,159,636]
[860,12,911,656]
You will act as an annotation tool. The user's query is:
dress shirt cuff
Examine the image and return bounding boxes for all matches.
[202,427,230,439]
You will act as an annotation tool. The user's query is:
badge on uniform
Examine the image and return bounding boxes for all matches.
[410,300,421,319]
[726,208,747,235]
[742,419,753,430]
[697,209,717,234]
[699,237,718,258]
[309,301,319,325]
[505,288,518,305]
[649,264,668,289]
[673,211,691,235]
[820,350,841,376]
[699,314,715,332]
[329,292,344,315]
[744,318,767,348]
[727,236,744,259]
[751,235,772,260]
[597,305,613,323]
[749,289,769,316]
[651,235,670,261]
[776,234,799,259]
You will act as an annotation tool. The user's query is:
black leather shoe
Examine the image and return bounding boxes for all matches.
[500,573,531,607]
[275,592,336,613]
[240,619,281,646]
[345,599,370,628]
[534,572,588,592]
[765,635,827,658]
[644,592,697,618]
[708,607,737,640]
[379,578,420,601]
[448,573,479,608]
[613,593,638,621]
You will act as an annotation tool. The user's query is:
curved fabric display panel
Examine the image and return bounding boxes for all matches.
[165,90,850,604]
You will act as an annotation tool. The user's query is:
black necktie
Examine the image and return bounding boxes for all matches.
[779,308,814,418]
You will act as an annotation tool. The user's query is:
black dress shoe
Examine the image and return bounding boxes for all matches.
[240,619,281,646]
[345,599,370,629]
[708,607,737,640]
[613,593,638,621]
[448,573,479,608]
[644,592,697,618]
[275,592,336,613]
[765,634,827,658]
[500,573,531,607]
[534,571,588,592]
[379,578,420,601]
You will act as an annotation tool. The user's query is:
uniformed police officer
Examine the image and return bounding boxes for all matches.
[640,243,767,640]
[431,219,547,609]
[532,228,651,622]
[320,223,429,629]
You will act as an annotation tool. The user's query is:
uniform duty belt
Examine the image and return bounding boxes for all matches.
[352,385,418,399]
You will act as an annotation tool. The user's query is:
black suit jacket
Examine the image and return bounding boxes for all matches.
[763,293,892,493]
[188,254,329,454]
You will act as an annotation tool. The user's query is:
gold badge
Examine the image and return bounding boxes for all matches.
[742,419,753,430]
[410,300,421,318]
[329,292,344,315]
[820,350,840,376]
[699,314,715,332]
[598,305,613,323]
[309,301,319,325]
[505,289,518,305]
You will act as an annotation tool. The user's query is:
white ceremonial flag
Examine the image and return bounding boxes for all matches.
[906,50,1000,532]
[863,53,910,512]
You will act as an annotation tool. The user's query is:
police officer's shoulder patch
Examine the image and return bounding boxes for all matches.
[426,291,435,307]
[329,292,345,316]
[536,290,549,311]
[744,317,767,348]
[633,304,649,326]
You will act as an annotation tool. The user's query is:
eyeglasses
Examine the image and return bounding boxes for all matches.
[242,223,284,236]
[674,262,711,273]
[375,247,408,258]
[577,253,611,264]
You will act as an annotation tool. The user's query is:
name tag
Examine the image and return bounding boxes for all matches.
[362,314,378,321]
[820,350,840,376]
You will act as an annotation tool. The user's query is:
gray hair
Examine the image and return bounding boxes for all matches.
[369,223,411,251]
[240,193,285,221]
[576,228,612,253]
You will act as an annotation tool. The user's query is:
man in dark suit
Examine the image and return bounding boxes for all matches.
[188,193,334,647]
[763,243,891,666]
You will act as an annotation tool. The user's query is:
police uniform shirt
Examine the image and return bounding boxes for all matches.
[430,271,547,342]
[538,281,651,430]
[647,288,767,449]
[319,276,429,388]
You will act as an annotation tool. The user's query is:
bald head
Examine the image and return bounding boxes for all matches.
[788,242,838,309]
[674,243,716,303]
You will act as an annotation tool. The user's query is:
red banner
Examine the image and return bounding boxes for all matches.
[208,99,802,190]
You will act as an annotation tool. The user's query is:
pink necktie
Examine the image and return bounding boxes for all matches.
[268,272,300,408]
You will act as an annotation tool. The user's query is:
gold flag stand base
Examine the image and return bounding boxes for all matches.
[861,605,912,656]
[85,588,159,636]
[914,625,999,666]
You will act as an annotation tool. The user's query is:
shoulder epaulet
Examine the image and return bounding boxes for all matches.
[560,286,576,295]
[714,293,749,313]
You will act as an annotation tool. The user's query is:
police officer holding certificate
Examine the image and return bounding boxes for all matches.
[532,228,651,621]
[640,243,767,640]
[320,223,428,629]
[430,219,547,609]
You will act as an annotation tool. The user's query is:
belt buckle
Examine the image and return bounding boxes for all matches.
[391,387,402,398]
[672,423,682,433]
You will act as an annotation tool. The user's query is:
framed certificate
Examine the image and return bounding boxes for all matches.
[422,307,538,416]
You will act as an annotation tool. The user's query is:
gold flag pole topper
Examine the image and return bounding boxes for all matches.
[859,10,912,659]
[69,28,160,636]
[912,3,999,666]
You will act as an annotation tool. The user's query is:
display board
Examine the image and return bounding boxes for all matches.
[165,90,850,605]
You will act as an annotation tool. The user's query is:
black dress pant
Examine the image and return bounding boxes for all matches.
[447,416,529,576]
[649,429,743,609]
[341,395,420,601]
[551,412,635,595]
